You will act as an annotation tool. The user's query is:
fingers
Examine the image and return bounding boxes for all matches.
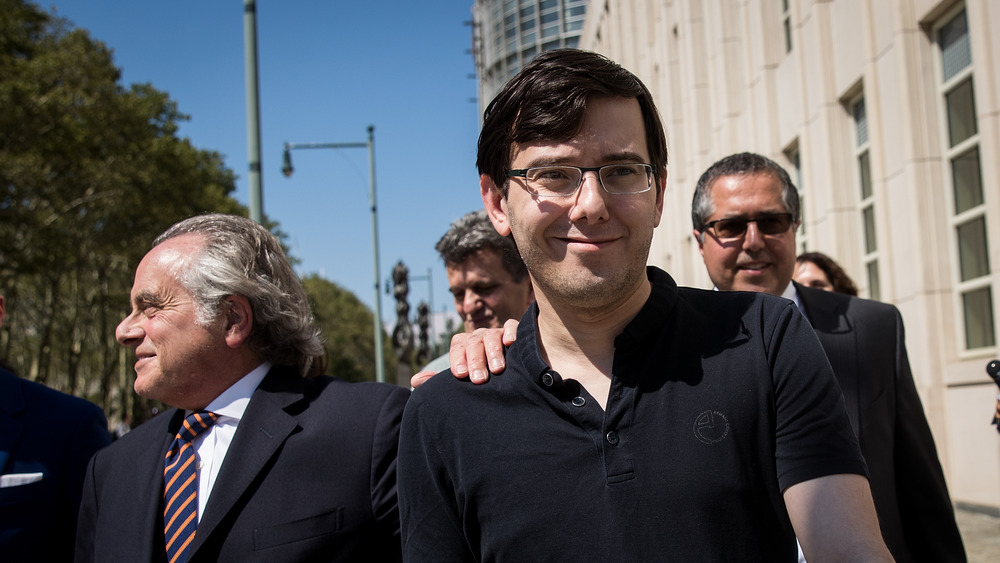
[446,332,471,378]
[410,371,435,389]
[501,318,519,346]
[445,328,503,384]
[448,331,482,383]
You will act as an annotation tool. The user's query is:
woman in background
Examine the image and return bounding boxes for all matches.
[794,251,859,296]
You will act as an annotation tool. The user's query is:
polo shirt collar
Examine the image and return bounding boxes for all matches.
[512,266,680,388]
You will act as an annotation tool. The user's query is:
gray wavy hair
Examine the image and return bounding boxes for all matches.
[435,210,528,282]
[153,213,323,376]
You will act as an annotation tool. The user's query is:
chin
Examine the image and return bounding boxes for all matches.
[731,279,775,293]
[133,375,162,402]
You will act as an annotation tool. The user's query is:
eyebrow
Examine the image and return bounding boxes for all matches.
[713,210,790,220]
[132,290,165,308]
[522,151,648,169]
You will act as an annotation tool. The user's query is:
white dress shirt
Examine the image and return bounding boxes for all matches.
[190,362,271,522]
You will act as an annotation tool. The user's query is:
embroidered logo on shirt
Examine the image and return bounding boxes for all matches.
[693,410,730,444]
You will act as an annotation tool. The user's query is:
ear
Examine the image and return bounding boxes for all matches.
[481,174,511,236]
[694,229,706,256]
[222,295,254,349]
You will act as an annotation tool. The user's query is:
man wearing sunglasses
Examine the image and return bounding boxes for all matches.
[693,152,965,562]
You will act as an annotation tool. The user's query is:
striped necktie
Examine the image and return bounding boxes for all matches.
[164,411,218,563]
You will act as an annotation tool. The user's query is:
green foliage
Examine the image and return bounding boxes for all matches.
[0,0,247,424]
[302,275,392,383]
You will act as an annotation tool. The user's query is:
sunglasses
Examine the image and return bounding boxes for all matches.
[701,213,795,241]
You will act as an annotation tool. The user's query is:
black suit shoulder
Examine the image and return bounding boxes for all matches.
[302,376,410,409]
[2,369,108,428]
[0,369,110,563]
[794,283,966,562]
[797,283,900,327]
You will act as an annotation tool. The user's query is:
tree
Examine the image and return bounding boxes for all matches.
[302,275,393,383]
[0,0,246,425]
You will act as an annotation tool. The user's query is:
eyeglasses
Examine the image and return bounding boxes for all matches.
[701,213,795,241]
[506,164,654,197]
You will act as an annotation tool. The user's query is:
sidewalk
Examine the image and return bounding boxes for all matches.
[957,506,1000,562]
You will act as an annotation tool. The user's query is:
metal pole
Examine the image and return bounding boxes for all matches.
[367,125,385,383]
[282,133,385,383]
[243,0,264,223]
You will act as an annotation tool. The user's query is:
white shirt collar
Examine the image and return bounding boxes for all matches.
[780,282,802,310]
[203,362,271,422]
[711,282,803,312]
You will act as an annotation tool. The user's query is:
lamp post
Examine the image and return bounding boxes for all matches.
[243,0,263,223]
[281,126,385,383]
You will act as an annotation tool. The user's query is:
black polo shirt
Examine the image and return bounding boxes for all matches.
[398,267,866,561]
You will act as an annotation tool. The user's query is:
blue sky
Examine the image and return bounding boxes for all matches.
[49,0,483,335]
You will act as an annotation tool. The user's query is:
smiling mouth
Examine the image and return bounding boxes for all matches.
[561,236,617,249]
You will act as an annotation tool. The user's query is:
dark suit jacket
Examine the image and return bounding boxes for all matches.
[75,367,409,563]
[0,367,110,562]
[796,284,965,562]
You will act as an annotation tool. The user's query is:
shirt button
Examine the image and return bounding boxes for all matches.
[571,396,586,407]
[541,373,554,387]
[606,431,620,445]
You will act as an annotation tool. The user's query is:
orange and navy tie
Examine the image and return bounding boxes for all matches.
[164,411,218,563]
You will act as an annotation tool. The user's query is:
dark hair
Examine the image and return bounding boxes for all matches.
[692,152,799,236]
[154,213,324,376]
[796,252,859,296]
[477,49,668,197]
[435,210,528,282]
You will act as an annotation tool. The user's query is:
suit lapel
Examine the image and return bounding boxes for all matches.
[132,409,183,562]
[796,284,862,438]
[189,368,303,555]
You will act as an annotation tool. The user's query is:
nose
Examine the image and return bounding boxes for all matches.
[461,290,482,314]
[742,220,765,251]
[568,171,610,223]
[115,312,142,346]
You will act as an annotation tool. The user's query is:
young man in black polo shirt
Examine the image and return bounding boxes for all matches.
[397,49,892,561]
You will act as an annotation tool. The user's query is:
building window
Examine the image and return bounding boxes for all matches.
[782,0,792,53]
[937,7,994,350]
[964,288,996,349]
[852,95,879,300]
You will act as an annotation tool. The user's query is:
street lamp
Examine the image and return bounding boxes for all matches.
[281,126,386,384]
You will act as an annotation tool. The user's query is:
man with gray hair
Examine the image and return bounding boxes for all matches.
[419,209,532,374]
[75,213,408,563]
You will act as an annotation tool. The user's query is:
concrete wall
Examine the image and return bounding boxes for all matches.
[581,0,1000,511]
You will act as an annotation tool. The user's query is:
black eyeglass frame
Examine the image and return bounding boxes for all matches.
[506,164,655,197]
[700,212,796,241]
